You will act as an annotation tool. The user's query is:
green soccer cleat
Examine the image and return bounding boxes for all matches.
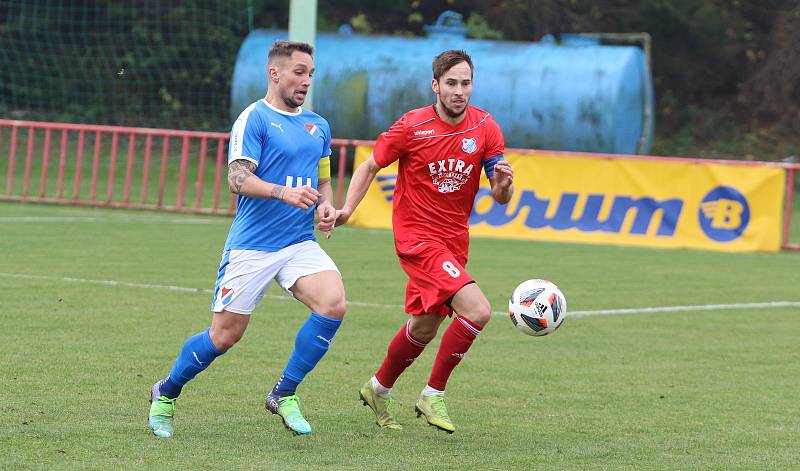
[148,380,176,439]
[359,381,402,430]
[265,392,312,436]
[415,393,455,434]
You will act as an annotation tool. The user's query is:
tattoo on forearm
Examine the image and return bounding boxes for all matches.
[270,185,284,200]
[228,160,256,193]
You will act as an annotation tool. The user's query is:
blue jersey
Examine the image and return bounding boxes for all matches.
[224,99,332,252]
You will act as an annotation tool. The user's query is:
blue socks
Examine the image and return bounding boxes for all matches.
[272,312,343,397]
[159,329,223,398]
[157,312,342,399]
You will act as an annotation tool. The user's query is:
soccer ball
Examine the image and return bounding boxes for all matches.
[508,279,567,336]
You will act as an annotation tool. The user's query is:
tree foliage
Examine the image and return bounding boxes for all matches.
[0,1,249,130]
[318,0,799,149]
[742,4,800,135]
[0,0,796,148]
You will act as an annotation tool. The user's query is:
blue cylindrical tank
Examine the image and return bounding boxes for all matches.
[231,29,653,154]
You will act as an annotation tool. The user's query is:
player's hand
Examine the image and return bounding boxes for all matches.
[494,161,514,189]
[334,207,352,227]
[281,185,320,209]
[316,202,337,238]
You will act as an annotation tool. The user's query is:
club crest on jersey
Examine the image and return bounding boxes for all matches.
[304,124,318,136]
[462,137,477,154]
[428,158,474,194]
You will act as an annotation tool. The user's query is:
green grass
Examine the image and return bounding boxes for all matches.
[1,201,799,470]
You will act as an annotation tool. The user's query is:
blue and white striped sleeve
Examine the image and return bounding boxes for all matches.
[229,104,265,167]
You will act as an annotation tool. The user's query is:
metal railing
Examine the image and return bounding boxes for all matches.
[1,119,798,250]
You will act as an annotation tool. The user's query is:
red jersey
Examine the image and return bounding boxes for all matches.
[373,105,505,243]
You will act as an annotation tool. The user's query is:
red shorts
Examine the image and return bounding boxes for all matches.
[395,233,474,316]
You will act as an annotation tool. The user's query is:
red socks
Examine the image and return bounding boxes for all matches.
[374,316,482,392]
[375,321,428,388]
[427,316,481,391]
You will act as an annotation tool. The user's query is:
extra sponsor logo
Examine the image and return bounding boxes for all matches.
[698,186,750,242]
[427,158,474,193]
[413,129,435,136]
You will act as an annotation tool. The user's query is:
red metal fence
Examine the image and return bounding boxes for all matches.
[1,119,798,249]
[0,120,234,213]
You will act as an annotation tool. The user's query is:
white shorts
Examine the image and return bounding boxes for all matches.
[211,240,340,315]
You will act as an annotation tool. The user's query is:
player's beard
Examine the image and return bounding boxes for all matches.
[283,95,303,108]
[283,89,307,109]
[439,99,468,118]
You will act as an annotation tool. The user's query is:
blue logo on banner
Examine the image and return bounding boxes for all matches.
[377,175,396,202]
[469,189,683,236]
[698,186,750,242]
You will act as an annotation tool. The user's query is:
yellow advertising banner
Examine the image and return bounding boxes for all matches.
[349,146,786,252]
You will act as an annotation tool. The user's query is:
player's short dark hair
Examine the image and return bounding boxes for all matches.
[268,40,314,64]
[432,50,473,81]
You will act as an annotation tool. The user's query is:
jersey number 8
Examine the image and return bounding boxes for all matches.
[442,261,461,278]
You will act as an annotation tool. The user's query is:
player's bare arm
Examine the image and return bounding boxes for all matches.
[334,156,381,226]
[316,178,337,237]
[228,159,320,209]
[489,160,514,204]
[228,159,259,194]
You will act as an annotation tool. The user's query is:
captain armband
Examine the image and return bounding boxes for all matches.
[482,155,504,178]
[318,156,331,180]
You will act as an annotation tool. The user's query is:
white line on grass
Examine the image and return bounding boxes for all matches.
[0,272,399,308]
[0,272,215,294]
[0,216,391,234]
[2,271,798,318]
[0,216,227,224]
[567,302,800,318]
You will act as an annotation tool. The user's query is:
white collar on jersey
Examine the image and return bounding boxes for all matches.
[262,98,303,116]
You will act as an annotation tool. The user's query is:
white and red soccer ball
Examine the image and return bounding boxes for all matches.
[508,279,567,336]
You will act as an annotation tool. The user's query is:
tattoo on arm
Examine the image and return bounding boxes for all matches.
[270,185,284,200]
[228,160,256,194]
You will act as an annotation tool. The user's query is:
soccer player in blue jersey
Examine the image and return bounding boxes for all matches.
[148,40,345,437]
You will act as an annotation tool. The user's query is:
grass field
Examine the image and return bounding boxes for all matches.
[1,200,799,470]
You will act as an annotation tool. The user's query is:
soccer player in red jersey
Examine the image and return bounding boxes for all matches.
[334,50,514,433]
